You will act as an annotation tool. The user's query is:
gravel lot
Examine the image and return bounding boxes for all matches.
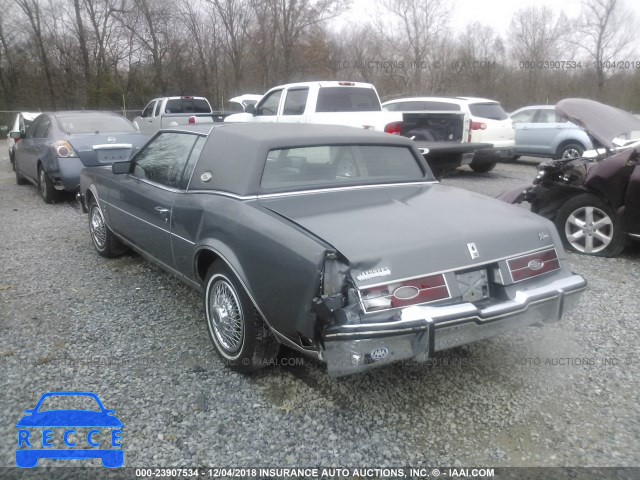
[1,156,639,472]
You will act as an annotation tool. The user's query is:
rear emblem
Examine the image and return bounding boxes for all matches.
[538,232,550,241]
[200,172,212,182]
[370,347,389,361]
[107,137,116,143]
[528,259,544,271]
[356,267,391,281]
[467,242,480,259]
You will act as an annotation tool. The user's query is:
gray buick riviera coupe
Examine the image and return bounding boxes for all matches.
[79,123,586,376]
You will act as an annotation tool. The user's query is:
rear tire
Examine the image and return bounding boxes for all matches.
[204,262,279,373]
[88,197,128,258]
[554,193,624,257]
[38,167,60,204]
[470,161,497,173]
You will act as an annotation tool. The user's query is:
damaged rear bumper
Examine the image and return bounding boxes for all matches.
[321,274,586,377]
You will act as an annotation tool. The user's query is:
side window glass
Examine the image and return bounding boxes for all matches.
[181,136,205,189]
[132,133,198,188]
[511,109,536,124]
[282,88,309,115]
[142,101,155,118]
[534,110,555,124]
[25,117,41,139]
[257,90,282,116]
[34,117,51,138]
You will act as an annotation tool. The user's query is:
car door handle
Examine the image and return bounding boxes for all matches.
[155,207,170,222]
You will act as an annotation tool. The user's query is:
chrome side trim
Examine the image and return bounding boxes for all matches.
[107,201,171,234]
[257,181,437,199]
[92,144,133,150]
[629,233,640,239]
[187,190,257,200]
[172,232,196,245]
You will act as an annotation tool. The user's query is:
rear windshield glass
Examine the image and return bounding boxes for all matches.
[316,87,381,112]
[165,98,211,114]
[261,145,426,190]
[56,115,136,134]
[469,103,508,120]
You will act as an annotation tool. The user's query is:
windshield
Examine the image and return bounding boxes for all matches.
[261,145,427,190]
[469,103,508,120]
[37,395,101,412]
[57,115,137,134]
[316,87,382,112]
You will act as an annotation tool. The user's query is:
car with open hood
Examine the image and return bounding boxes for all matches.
[12,111,149,203]
[499,98,640,257]
[78,123,586,377]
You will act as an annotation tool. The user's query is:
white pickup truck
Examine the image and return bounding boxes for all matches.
[224,81,492,176]
[133,96,225,135]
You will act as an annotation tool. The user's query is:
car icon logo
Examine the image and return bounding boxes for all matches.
[15,391,123,468]
[107,137,116,143]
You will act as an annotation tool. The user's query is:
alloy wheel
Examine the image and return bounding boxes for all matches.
[564,205,613,254]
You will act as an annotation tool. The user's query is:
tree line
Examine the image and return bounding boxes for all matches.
[0,0,638,120]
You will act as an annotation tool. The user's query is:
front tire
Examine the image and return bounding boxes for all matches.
[470,161,497,173]
[88,198,127,258]
[204,262,279,372]
[38,167,60,204]
[556,143,584,160]
[555,193,624,257]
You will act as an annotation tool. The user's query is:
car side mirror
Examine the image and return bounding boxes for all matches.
[112,161,131,174]
[245,104,256,115]
[9,131,23,139]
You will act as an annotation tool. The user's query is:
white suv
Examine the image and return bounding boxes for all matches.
[382,96,514,172]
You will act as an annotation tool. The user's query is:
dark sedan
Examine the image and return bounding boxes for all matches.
[79,124,586,377]
[12,111,149,203]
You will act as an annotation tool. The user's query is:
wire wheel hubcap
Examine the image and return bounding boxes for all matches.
[565,206,613,253]
[90,207,107,249]
[208,278,244,354]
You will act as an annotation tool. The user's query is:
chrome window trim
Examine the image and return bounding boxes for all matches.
[187,190,257,200]
[132,176,183,193]
[257,181,438,199]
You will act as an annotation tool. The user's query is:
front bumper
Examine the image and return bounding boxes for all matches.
[322,274,586,377]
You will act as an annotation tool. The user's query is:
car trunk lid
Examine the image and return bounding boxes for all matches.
[69,133,148,166]
[258,184,558,287]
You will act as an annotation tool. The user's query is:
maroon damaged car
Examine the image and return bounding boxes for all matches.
[500,98,640,257]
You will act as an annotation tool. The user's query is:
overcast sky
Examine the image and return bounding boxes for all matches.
[336,0,638,40]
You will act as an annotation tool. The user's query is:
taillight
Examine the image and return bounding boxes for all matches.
[507,248,560,282]
[359,274,450,312]
[384,121,403,135]
[52,140,78,158]
[470,121,487,130]
[188,115,196,124]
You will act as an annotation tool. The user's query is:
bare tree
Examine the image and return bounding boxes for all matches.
[577,0,638,94]
[508,6,566,101]
[15,0,57,107]
[376,0,452,93]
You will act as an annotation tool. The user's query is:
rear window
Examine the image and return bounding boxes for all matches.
[57,115,137,134]
[165,98,211,114]
[261,145,426,190]
[385,101,460,112]
[316,87,381,112]
[469,103,508,120]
